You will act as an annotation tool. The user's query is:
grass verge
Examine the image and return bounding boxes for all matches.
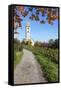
[24,45,58,82]
[35,53,58,82]
[14,51,23,69]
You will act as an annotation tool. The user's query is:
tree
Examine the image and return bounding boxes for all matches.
[13,6,58,31]
[14,38,23,51]
[49,39,54,44]
[34,41,42,47]
[48,39,54,48]
[54,39,59,48]
[48,39,58,48]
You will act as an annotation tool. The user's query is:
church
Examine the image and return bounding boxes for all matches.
[14,21,34,46]
[24,22,34,46]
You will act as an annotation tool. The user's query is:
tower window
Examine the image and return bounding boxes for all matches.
[27,31,29,32]
[27,28,29,29]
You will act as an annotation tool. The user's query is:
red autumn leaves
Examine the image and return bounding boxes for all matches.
[14,6,58,30]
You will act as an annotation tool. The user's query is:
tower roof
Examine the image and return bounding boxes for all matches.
[26,22,30,27]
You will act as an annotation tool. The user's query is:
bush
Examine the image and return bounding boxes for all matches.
[14,39,23,68]
[14,38,23,52]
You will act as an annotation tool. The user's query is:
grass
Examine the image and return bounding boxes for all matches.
[14,51,23,69]
[34,53,58,82]
[24,45,59,82]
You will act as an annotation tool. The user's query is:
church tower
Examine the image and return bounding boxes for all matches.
[24,22,34,46]
[25,22,30,40]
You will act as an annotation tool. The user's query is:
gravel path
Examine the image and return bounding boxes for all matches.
[14,49,47,84]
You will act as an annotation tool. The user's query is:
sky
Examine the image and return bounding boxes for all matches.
[15,6,58,43]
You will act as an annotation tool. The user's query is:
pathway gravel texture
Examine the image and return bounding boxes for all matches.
[14,49,47,84]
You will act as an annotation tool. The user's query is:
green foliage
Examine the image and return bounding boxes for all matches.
[14,51,23,69]
[22,39,32,46]
[36,54,58,82]
[14,38,23,68]
[14,38,23,51]
[14,38,59,82]
[36,47,58,63]
[34,39,58,49]
[34,41,42,47]
[25,45,59,82]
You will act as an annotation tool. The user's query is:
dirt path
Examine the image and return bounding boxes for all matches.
[14,49,47,84]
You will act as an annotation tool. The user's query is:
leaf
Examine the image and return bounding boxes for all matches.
[40,20,45,24]
[20,18,23,21]
[14,6,58,27]
[29,16,33,20]
[29,7,33,11]
[14,31,19,34]
[16,15,20,20]
[35,15,39,21]
[48,19,53,25]
[15,15,22,27]
[22,11,28,17]
[14,21,19,30]
[18,6,24,14]
[18,20,22,27]
[39,8,45,16]
[29,14,35,20]
[36,10,39,15]
[48,15,58,21]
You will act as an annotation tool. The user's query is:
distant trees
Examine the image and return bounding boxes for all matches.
[34,41,42,47]
[48,39,59,48]
[14,38,58,50]
[34,39,59,49]
[48,39,55,48]
[21,38,33,46]
[54,39,59,48]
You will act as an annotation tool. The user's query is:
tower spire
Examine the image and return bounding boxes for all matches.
[24,22,34,46]
[25,22,30,40]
